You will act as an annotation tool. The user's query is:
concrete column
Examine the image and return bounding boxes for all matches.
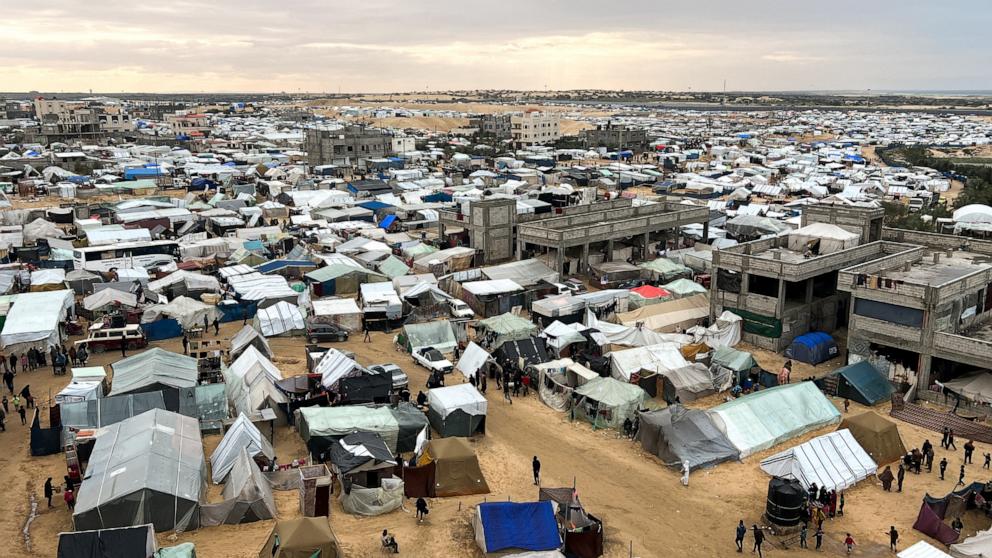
[805,278,815,304]
[916,354,932,398]
[702,221,710,243]
[581,243,590,276]
[606,239,614,262]
[776,278,787,317]
[555,247,566,276]
[516,238,524,260]
[643,232,651,259]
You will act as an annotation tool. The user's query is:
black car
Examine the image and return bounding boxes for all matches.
[618,278,648,289]
[306,323,349,343]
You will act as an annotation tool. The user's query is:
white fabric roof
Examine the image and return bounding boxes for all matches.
[462,279,524,296]
[942,372,992,404]
[312,297,361,316]
[83,288,138,311]
[954,204,992,223]
[315,348,364,391]
[608,343,690,382]
[759,429,877,491]
[902,541,952,558]
[0,289,73,350]
[428,383,488,418]
[147,270,220,293]
[31,268,66,286]
[255,301,305,337]
[229,345,283,384]
[209,413,276,484]
[456,341,490,380]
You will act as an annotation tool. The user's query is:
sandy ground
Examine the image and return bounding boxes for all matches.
[5,318,992,557]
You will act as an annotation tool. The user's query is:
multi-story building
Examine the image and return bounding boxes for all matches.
[469,113,512,140]
[580,122,649,151]
[391,136,416,154]
[510,111,561,148]
[32,97,132,137]
[305,125,393,167]
[97,105,132,133]
[165,112,212,136]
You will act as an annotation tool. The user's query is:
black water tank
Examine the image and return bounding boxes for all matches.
[765,477,807,527]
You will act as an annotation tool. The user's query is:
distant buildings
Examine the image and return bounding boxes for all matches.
[511,111,560,148]
[33,97,132,137]
[580,121,649,152]
[165,113,212,137]
[305,125,393,167]
[469,114,512,140]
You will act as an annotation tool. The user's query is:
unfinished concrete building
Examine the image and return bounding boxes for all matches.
[838,229,992,407]
[710,205,886,352]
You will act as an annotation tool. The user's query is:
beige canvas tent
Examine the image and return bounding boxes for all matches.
[616,294,709,332]
[257,517,340,558]
[415,437,490,497]
[838,411,906,465]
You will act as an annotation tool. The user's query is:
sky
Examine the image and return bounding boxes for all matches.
[3,0,990,94]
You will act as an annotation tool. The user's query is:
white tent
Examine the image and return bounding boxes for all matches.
[254,301,305,337]
[147,270,221,294]
[83,289,138,312]
[949,529,992,557]
[428,384,488,421]
[608,343,690,382]
[210,413,275,484]
[759,429,877,491]
[953,204,992,223]
[0,289,74,351]
[140,296,219,330]
[229,345,283,384]
[786,223,860,255]
[900,541,951,558]
[229,325,272,360]
[942,372,992,405]
[315,349,364,391]
[55,381,103,404]
[688,310,742,348]
[456,342,490,380]
[30,268,66,289]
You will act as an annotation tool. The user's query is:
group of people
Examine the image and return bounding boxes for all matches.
[1,344,85,377]
[804,483,844,528]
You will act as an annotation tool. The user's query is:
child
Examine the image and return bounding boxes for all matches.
[844,533,856,555]
[984,452,991,470]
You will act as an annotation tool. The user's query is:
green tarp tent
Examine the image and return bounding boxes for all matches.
[476,313,538,348]
[640,258,692,282]
[725,307,782,338]
[711,346,756,373]
[662,278,708,298]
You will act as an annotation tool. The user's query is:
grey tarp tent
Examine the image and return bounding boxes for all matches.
[210,413,275,484]
[57,524,156,558]
[427,383,488,437]
[199,448,277,526]
[638,404,739,471]
[572,377,648,430]
[74,409,206,532]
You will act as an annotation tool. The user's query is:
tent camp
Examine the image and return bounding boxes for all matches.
[310,297,362,332]
[74,409,206,532]
[476,313,538,349]
[254,301,306,337]
[759,429,877,491]
[257,517,341,558]
[405,437,490,498]
[56,524,157,558]
[313,348,365,392]
[473,501,562,554]
[710,346,757,378]
[572,377,648,430]
[329,432,404,516]
[428,383,488,437]
[785,331,838,365]
[820,360,893,406]
[608,343,689,382]
[838,412,907,466]
[708,382,841,458]
[0,289,73,352]
[688,310,742,348]
[655,363,731,403]
[538,487,604,558]
[140,296,219,331]
[210,413,275,483]
[229,345,283,385]
[637,405,739,471]
[786,223,859,255]
[943,371,992,405]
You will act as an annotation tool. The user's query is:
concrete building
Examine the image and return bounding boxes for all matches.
[511,111,560,148]
[34,98,101,137]
[710,205,886,352]
[165,113,211,136]
[580,122,649,152]
[839,229,992,404]
[305,126,393,167]
[469,114,512,140]
[391,136,416,154]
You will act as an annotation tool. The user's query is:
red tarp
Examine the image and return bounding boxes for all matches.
[630,285,670,299]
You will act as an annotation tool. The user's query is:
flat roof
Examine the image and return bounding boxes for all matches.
[885,250,991,286]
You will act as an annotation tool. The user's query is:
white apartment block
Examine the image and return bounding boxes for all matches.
[511,111,561,147]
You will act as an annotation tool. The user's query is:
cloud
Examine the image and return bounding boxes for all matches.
[1,0,990,92]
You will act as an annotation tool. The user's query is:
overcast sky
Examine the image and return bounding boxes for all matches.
[3,0,990,93]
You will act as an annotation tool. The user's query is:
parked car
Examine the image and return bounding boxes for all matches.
[412,346,453,374]
[563,278,587,294]
[306,323,349,344]
[618,278,648,290]
[369,363,409,391]
[73,324,148,353]
[448,298,475,318]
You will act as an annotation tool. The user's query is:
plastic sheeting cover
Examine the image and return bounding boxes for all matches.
[759,428,877,491]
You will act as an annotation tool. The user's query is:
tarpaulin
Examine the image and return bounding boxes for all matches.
[473,501,562,554]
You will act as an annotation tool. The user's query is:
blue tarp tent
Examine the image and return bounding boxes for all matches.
[785,331,838,365]
[473,501,561,554]
[189,177,217,191]
[124,167,164,180]
[379,215,397,229]
[830,361,893,406]
[422,192,452,203]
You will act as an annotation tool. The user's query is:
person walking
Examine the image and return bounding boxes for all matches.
[415,497,429,522]
[181,334,189,355]
[50,347,59,374]
[844,398,850,413]
[63,488,75,510]
[897,463,905,492]
[0,407,6,432]
[948,429,957,451]
[942,427,950,449]
[120,337,127,358]
[751,525,765,558]
[203,314,209,334]
[965,440,975,464]
[480,372,487,394]
[1,395,7,414]
[20,353,28,373]
[844,533,856,555]
[958,464,966,486]
[926,447,935,472]
[68,346,77,366]
[838,492,845,516]
[888,526,899,552]
[380,529,398,553]
[984,453,991,470]
[213,317,220,336]
[3,369,13,394]
[735,520,746,552]
[940,457,948,480]
[532,456,541,486]
[814,526,824,550]
[44,478,53,508]
[502,372,512,405]
[799,523,808,549]
[363,324,372,343]
[17,404,26,425]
